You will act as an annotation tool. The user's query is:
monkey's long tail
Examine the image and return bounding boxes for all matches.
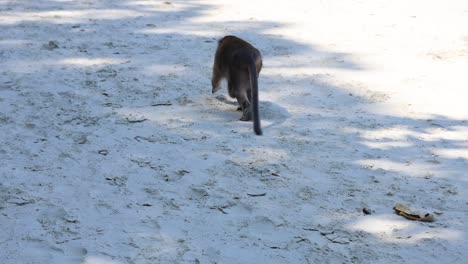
[248,58,262,135]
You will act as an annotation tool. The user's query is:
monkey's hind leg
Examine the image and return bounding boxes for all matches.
[236,95,252,121]
[239,104,252,121]
[228,71,252,121]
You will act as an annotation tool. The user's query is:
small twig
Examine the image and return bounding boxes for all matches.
[303,227,319,232]
[304,228,350,244]
[217,208,228,214]
[134,136,156,143]
[262,242,285,249]
[322,235,349,245]
[247,193,266,197]
[151,102,172,106]
[210,203,234,214]
[320,231,334,236]
[210,206,228,214]
[295,237,310,243]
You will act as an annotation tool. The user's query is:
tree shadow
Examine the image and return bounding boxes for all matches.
[0,0,466,263]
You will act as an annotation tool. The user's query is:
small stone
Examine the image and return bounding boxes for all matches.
[45,41,59,50]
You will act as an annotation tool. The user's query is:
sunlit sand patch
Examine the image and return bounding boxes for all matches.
[59,57,128,67]
[0,9,143,25]
[348,214,463,243]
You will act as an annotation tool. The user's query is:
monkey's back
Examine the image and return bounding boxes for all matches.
[215,36,262,72]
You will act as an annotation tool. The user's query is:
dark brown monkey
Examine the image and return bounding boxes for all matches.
[212,35,263,135]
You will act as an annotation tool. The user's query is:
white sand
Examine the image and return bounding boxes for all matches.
[1,0,467,263]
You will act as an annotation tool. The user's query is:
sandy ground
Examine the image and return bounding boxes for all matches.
[1,0,467,263]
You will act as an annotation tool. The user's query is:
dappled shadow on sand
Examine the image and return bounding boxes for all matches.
[0,0,466,263]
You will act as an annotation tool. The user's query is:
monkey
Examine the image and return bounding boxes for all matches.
[211,35,263,135]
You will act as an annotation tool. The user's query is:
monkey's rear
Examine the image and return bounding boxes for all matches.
[211,36,263,135]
